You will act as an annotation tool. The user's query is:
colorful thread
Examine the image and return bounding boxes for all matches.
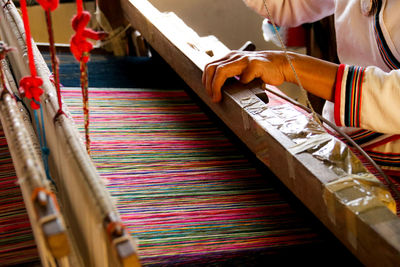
[38,0,65,118]
[70,0,107,154]
[0,128,39,265]
[63,86,342,265]
[18,0,44,110]
[344,66,365,128]
[80,58,90,154]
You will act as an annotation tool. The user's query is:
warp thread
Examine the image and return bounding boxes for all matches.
[37,0,66,119]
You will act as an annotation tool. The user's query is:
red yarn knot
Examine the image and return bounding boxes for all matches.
[70,11,107,63]
[37,0,59,11]
[19,76,44,110]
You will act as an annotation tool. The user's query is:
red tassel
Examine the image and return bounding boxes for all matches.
[70,11,107,62]
[19,76,44,110]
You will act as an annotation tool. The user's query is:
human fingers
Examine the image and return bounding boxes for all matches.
[203,53,243,100]
[240,52,286,86]
[239,58,264,84]
[210,57,248,102]
[202,53,232,85]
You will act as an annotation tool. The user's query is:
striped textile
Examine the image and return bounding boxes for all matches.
[334,63,400,171]
[368,150,400,169]
[349,129,383,146]
[374,0,400,70]
[62,86,359,266]
[0,125,39,266]
[343,66,366,128]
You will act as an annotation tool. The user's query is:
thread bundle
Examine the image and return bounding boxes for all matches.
[0,126,38,265]
[63,86,347,265]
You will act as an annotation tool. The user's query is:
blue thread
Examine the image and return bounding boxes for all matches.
[33,100,56,188]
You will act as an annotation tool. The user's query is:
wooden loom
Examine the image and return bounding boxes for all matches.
[120,0,400,265]
[0,0,399,266]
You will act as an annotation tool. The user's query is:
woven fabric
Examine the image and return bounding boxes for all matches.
[0,53,360,265]
[62,86,359,266]
[0,125,39,266]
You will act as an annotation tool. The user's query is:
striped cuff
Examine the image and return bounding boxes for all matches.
[334,64,366,127]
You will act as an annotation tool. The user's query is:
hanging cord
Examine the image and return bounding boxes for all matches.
[19,0,56,187]
[98,23,131,47]
[80,55,90,153]
[261,0,321,125]
[70,0,107,155]
[36,0,66,120]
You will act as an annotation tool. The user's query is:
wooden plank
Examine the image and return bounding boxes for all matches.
[121,0,400,265]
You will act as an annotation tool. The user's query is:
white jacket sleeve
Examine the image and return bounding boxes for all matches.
[334,64,400,134]
[243,0,335,27]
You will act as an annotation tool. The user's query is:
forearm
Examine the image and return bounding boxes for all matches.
[283,52,338,101]
[202,50,338,103]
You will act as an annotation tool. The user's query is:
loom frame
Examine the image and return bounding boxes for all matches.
[0,58,70,264]
[0,1,140,266]
[120,0,400,265]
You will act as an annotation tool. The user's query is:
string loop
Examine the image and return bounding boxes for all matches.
[19,76,44,109]
[70,11,107,62]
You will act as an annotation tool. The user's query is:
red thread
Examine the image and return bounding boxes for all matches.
[44,9,66,118]
[20,0,36,76]
[36,0,59,11]
[80,61,91,154]
[19,0,44,109]
[76,0,83,15]
[19,76,43,110]
[70,11,107,63]
[70,2,106,154]
[36,0,65,118]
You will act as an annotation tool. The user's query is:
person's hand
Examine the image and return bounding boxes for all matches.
[202,50,287,102]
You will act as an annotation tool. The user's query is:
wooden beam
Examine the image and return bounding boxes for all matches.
[121,0,400,265]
